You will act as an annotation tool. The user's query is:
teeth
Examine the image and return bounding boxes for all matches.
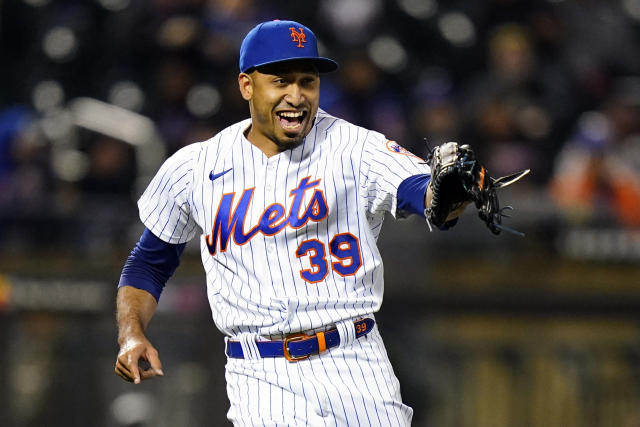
[278,111,303,118]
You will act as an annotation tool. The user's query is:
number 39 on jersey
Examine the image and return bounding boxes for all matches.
[205,176,362,284]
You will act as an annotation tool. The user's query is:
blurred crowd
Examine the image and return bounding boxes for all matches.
[3,3,640,425]
[2,0,640,253]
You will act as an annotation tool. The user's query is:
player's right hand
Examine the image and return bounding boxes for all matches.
[115,335,164,384]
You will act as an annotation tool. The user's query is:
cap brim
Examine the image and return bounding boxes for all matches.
[245,57,339,73]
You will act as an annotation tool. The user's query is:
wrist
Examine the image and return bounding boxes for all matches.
[117,322,146,346]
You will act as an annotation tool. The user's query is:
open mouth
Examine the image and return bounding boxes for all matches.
[276,111,307,131]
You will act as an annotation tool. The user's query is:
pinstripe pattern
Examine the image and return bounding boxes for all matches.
[225,325,413,426]
[137,109,428,425]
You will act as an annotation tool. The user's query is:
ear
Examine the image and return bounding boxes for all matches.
[238,73,253,101]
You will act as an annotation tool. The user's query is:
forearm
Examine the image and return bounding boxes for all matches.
[116,286,158,345]
[114,229,182,383]
[115,286,164,383]
[396,174,462,221]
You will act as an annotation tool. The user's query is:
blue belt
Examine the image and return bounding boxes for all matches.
[226,318,375,362]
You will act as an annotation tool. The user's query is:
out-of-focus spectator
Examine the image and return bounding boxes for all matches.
[554,0,640,104]
[550,77,640,227]
[148,58,196,154]
[0,105,49,210]
[331,52,384,125]
[201,0,261,68]
[80,134,137,196]
[0,107,29,187]
[319,0,384,46]
[3,0,640,251]
[460,22,574,184]
[410,68,462,157]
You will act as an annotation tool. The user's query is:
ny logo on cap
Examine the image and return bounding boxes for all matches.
[289,27,306,48]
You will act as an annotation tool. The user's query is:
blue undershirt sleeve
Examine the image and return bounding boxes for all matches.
[397,173,459,229]
[118,228,187,302]
[397,174,430,218]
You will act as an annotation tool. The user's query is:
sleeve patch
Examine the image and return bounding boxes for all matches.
[386,140,423,160]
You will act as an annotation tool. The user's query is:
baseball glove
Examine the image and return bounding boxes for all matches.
[425,142,530,236]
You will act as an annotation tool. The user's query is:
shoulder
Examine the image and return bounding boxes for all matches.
[172,118,251,164]
[199,118,251,149]
[314,109,386,144]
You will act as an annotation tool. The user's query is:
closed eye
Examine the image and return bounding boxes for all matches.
[300,77,318,87]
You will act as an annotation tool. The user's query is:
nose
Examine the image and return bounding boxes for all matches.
[284,84,303,106]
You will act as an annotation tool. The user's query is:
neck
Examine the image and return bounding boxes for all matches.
[245,125,280,157]
[244,124,306,158]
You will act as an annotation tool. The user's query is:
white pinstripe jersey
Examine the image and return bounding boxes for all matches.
[138,109,430,338]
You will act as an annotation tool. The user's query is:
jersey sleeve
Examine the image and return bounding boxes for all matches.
[137,144,199,244]
[360,135,431,218]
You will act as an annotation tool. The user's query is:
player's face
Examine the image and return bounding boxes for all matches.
[239,61,320,155]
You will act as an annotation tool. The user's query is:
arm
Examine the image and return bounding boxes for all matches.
[114,228,186,383]
[396,173,467,224]
[115,286,163,384]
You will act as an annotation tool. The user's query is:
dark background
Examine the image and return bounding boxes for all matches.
[2,0,640,426]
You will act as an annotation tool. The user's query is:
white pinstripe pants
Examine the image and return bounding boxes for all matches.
[224,323,413,426]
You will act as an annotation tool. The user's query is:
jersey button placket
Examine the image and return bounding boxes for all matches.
[263,158,283,294]
[265,160,276,192]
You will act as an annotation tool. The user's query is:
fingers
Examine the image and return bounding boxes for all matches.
[140,366,161,380]
[129,353,142,384]
[138,348,164,381]
[146,347,164,377]
[115,363,135,383]
[114,341,163,384]
[114,357,154,384]
[114,365,128,381]
[114,352,141,383]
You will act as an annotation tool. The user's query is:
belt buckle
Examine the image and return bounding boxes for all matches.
[283,333,311,362]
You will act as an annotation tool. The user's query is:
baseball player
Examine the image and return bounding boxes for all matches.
[114,19,510,426]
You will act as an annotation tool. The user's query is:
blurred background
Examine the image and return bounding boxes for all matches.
[2,0,640,426]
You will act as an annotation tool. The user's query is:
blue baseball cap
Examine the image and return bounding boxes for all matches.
[239,20,338,73]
